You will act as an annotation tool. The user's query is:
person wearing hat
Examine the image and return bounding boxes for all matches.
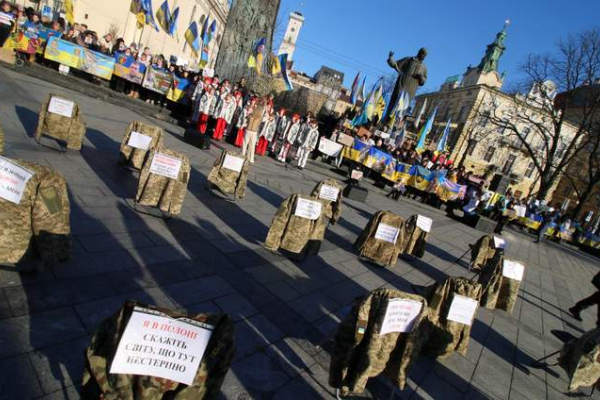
[295,119,320,170]
[256,113,276,156]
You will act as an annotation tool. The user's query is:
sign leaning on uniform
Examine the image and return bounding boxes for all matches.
[119,121,165,170]
[354,211,406,267]
[133,149,190,218]
[35,94,86,151]
[477,252,524,314]
[81,300,235,400]
[0,156,71,269]
[206,150,250,199]
[402,214,432,258]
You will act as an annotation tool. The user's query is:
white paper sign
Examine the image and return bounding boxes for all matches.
[319,185,339,202]
[374,223,400,244]
[0,157,34,205]
[128,132,153,150]
[502,260,525,281]
[110,307,213,385]
[380,298,423,335]
[318,138,343,157]
[222,154,244,173]
[416,215,433,233]
[514,205,527,218]
[294,198,322,220]
[150,153,182,180]
[47,97,75,118]
[351,170,363,180]
[446,294,478,326]
[493,236,507,249]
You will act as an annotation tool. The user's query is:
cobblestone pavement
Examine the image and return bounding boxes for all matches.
[1,65,599,400]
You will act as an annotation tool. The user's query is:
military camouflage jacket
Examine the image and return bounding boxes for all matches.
[206,150,249,199]
[477,252,520,313]
[423,277,482,357]
[264,193,329,256]
[309,179,343,225]
[470,235,497,271]
[35,94,86,150]
[558,327,600,392]
[0,157,71,265]
[81,300,235,400]
[354,211,405,267]
[329,289,429,395]
[402,215,428,258]
[136,149,191,216]
[120,121,164,170]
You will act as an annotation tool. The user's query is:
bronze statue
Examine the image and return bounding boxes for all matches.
[382,48,428,126]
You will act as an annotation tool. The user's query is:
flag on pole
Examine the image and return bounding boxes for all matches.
[169,7,179,37]
[185,21,200,56]
[436,119,452,153]
[65,0,74,25]
[247,37,266,74]
[141,0,160,31]
[130,0,142,14]
[414,98,427,129]
[279,53,293,91]
[395,127,405,147]
[200,19,216,65]
[357,77,366,103]
[415,106,438,153]
[350,72,360,105]
[271,53,281,75]
[156,0,171,33]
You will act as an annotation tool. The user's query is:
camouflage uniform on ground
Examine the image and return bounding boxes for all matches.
[35,94,86,150]
[329,289,429,395]
[354,211,405,267]
[309,179,343,225]
[81,300,235,400]
[264,193,329,257]
[206,150,250,199]
[477,252,521,313]
[0,157,71,265]
[422,277,482,357]
[402,215,429,258]
[119,121,164,170]
[136,149,191,216]
[558,327,600,392]
[470,235,497,271]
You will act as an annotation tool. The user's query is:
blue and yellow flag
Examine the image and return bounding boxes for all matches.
[200,18,216,65]
[65,0,74,25]
[248,37,266,74]
[185,21,200,56]
[350,72,360,104]
[271,53,281,75]
[415,106,437,153]
[141,0,160,31]
[279,53,293,91]
[156,0,170,33]
[169,7,179,36]
[436,118,451,153]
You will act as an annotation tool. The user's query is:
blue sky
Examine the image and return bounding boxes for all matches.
[274,0,599,92]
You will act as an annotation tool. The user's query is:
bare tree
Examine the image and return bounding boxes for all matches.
[479,28,600,200]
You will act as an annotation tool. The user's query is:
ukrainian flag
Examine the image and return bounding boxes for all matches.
[185,21,200,56]
[408,165,435,191]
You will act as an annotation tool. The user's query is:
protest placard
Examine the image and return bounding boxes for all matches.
[47,97,75,118]
[318,138,343,157]
[143,66,174,95]
[375,223,400,244]
[222,154,244,173]
[502,260,525,281]
[416,215,433,233]
[319,185,339,202]
[380,298,422,335]
[0,157,34,205]
[493,236,507,249]
[150,153,182,180]
[127,131,153,150]
[294,198,322,220]
[110,306,213,385]
[446,294,478,326]
[337,133,354,147]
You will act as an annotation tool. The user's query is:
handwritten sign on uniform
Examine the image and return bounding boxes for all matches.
[47,97,75,118]
[127,132,153,150]
[416,215,433,233]
[0,157,34,205]
[319,185,339,202]
[375,223,400,244]
[150,153,182,180]
[110,306,213,385]
[493,236,507,249]
[222,154,244,173]
[446,294,478,326]
[502,260,525,281]
[294,198,322,220]
[380,298,422,335]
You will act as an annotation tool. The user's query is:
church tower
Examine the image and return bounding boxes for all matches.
[462,21,509,89]
[278,12,305,61]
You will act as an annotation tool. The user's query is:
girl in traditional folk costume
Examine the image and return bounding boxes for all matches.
[197,85,215,135]
[271,108,288,154]
[235,98,256,147]
[277,114,301,162]
[256,114,277,156]
[190,77,209,123]
[296,119,320,170]
[212,93,236,141]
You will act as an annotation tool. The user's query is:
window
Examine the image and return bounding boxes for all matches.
[524,161,535,178]
[458,105,469,121]
[483,147,495,162]
[467,139,477,156]
[478,110,490,127]
[502,154,517,174]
